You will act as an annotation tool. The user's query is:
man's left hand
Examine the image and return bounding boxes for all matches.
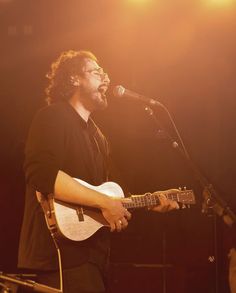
[150,190,179,213]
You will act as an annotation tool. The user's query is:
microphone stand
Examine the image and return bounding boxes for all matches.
[144,105,236,224]
[144,104,236,293]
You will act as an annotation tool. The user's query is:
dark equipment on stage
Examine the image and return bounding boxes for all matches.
[0,272,61,293]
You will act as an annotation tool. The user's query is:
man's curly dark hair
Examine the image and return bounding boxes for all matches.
[45,50,98,105]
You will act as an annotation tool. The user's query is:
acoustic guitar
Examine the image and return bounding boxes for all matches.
[37,178,195,241]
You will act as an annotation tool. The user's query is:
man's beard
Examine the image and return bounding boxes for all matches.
[80,88,108,112]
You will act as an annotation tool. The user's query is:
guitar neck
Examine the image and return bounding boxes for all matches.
[122,190,195,210]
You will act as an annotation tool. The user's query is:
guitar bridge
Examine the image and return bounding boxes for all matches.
[76,206,84,222]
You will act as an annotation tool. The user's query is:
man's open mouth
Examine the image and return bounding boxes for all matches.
[98,85,108,99]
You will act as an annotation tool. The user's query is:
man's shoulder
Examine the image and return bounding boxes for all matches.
[28,103,70,132]
[37,102,67,116]
[33,102,69,122]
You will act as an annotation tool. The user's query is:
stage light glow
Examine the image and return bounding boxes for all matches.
[205,0,235,6]
[126,0,154,5]
[128,0,149,2]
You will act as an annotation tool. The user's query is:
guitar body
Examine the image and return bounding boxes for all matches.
[45,179,124,241]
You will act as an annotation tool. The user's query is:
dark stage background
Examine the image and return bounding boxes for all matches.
[0,0,236,292]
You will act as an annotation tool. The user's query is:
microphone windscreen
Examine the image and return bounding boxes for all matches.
[113,85,125,98]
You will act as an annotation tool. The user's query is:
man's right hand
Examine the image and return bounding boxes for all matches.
[101,197,131,232]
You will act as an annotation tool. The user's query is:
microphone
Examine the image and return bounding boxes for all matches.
[113,85,162,107]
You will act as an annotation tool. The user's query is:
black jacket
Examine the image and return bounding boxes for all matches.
[18,101,110,271]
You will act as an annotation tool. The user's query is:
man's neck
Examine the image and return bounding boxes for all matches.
[69,96,91,122]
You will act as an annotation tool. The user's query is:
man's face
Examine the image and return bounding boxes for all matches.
[77,58,110,111]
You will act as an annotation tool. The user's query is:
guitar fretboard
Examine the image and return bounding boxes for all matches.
[123,190,195,210]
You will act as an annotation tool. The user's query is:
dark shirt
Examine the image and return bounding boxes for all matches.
[18,101,110,271]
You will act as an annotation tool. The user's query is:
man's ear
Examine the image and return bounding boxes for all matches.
[70,75,80,87]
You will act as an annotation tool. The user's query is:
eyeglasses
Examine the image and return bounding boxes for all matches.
[84,67,108,79]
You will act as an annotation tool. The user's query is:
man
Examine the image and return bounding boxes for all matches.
[18,50,178,293]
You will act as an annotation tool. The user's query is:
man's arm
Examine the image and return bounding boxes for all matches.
[54,170,131,232]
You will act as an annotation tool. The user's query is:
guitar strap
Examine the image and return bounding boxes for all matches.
[36,191,57,234]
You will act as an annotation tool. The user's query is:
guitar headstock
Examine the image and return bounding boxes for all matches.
[177,188,196,206]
